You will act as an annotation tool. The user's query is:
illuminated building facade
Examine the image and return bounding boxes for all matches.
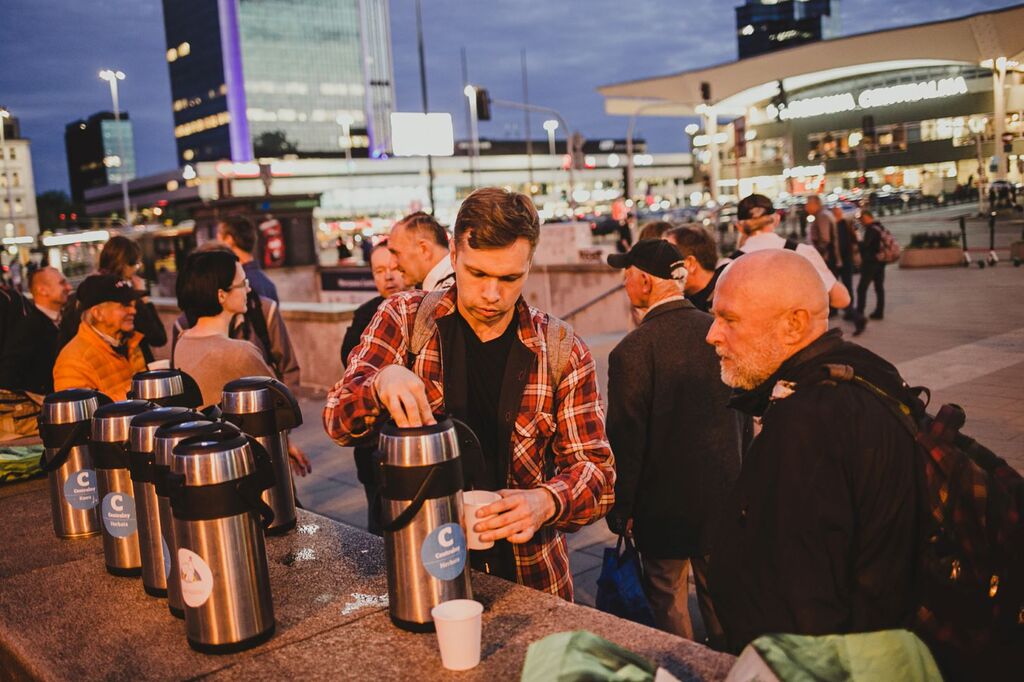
[735,0,839,59]
[161,0,395,165]
[64,112,137,203]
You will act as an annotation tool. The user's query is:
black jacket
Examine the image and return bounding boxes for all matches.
[709,330,918,654]
[859,222,884,265]
[0,304,59,395]
[341,295,384,369]
[606,299,743,559]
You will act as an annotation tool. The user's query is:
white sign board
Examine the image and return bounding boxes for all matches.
[391,113,455,157]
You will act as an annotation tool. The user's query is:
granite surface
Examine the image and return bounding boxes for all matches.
[0,479,734,680]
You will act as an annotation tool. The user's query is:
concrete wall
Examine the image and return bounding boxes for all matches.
[523,264,631,337]
[151,299,357,392]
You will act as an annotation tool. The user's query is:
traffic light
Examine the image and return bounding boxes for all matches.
[700,81,711,102]
[862,115,876,144]
[476,88,491,121]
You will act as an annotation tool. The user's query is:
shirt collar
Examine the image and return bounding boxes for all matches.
[642,294,685,319]
[422,256,455,292]
[434,285,541,352]
[35,303,60,324]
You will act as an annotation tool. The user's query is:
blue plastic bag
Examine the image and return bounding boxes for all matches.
[595,535,656,627]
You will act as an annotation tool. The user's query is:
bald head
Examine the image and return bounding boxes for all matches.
[29,267,71,313]
[707,250,829,389]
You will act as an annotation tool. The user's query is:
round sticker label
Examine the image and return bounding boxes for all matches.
[420,522,467,581]
[162,535,172,580]
[178,548,214,608]
[101,492,137,538]
[63,469,98,510]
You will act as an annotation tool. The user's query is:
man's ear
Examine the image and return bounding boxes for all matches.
[781,308,811,343]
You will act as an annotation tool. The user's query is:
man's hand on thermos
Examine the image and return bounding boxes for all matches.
[475,488,557,544]
[373,364,436,428]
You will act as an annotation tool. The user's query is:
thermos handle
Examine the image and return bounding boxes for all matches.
[241,436,277,529]
[266,378,303,431]
[38,419,92,473]
[449,417,484,490]
[381,465,442,534]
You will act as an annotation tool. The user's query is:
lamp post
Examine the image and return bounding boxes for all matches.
[0,108,13,235]
[336,113,354,168]
[969,115,989,215]
[99,69,131,225]
[489,98,575,206]
[625,101,671,205]
[685,122,701,200]
[464,85,480,188]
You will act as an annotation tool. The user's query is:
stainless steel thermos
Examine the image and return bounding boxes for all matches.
[128,406,199,597]
[168,423,277,653]
[38,389,108,538]
[129,369,203,409]
[152,419,221,618]
[91,400,156,576]
[377,417,474,631]
[220,377,302,535]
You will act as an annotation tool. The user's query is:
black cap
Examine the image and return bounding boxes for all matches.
[737,193,775,221]
[77,274,142,309]
[606,239,686,280]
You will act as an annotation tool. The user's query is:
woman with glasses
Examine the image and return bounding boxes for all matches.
[57,235,168,361]
[172,249,274,408]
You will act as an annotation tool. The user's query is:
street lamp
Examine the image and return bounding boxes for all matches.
[543,119,558,158]
[464,85,480,187]
[336,113,355,168]
[968,115,989,214]
[99,69,131,225]
[0,108,13,235]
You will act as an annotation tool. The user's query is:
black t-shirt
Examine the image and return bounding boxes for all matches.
[687,265,725,314]
[457,309,519,581]
[458,309,517,490]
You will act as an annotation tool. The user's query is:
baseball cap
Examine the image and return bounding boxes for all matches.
[77,274,142,309]
[736,193,775,221]
[606,239,686,280]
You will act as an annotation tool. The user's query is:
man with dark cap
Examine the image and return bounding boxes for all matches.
[53,274,148,400]
[605,239,742,645]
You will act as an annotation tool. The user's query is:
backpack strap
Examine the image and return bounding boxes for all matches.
[819,363,920,436]
[408,290,446,360]
[783,238,799,251]
[545,314,575,389]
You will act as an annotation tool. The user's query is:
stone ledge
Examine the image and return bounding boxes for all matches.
[899,247,963,268]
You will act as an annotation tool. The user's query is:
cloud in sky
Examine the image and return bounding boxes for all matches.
[0,0,1017,193]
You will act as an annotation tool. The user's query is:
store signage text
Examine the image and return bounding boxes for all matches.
[767,76,969,121]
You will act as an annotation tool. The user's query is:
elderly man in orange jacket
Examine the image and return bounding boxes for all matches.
[53,274,147,400]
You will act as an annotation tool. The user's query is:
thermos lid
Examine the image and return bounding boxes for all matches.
[171,426,254,487]
[378,416,460,467]
[128,406,197,455]
[92,400,157,443]
[221,376,302,432]
[129,369,203,408]
[41,388,106,426]
[153,420,220,467]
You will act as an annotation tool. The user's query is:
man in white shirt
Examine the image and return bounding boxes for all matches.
[732,194,853,313]
[387,211,455,291]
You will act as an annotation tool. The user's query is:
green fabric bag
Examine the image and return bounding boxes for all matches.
[0,445,44,484]
[521,631,658,682]
[744,630,943,682]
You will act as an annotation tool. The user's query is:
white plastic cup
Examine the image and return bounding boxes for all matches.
[462,490,502,550]
[147,359,171,370]
[431,599,484,671]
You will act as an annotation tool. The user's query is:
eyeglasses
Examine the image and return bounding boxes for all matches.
[226,278,249,292]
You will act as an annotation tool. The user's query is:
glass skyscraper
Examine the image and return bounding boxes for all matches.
[161,0,395,165]
[735,0,839,59]
[64,112,137,203]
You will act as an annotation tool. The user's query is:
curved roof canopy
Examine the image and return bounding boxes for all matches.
[599,4,1024,118]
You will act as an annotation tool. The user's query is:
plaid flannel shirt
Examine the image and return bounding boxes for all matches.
[323,287,615,601]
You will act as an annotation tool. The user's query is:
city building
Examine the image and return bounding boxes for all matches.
[161,0,395,166]
[736,0,839,59]
[1,111,40,244]
[601,5,1024,203]
[64,111,137,203]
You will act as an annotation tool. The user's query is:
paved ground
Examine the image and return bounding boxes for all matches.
[289,204,1023,620]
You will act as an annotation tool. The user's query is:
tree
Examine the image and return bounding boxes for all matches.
[36,190,83,230]
[253,130,298,157]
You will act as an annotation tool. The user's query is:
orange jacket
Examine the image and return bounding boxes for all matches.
[53,323,147,401]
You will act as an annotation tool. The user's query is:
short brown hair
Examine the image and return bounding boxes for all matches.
[666,226,718,271]
[397,211,448,248]
[454,187,540,249]
[638,221,673,241]
[218,215,257,253]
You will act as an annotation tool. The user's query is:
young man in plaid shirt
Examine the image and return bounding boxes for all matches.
[323,187,615,601]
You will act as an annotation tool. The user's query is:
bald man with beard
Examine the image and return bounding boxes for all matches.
[704,250,919,654]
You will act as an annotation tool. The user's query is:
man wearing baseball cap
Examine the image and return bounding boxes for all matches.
[604,239,743,646]
[53,274,148,400]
